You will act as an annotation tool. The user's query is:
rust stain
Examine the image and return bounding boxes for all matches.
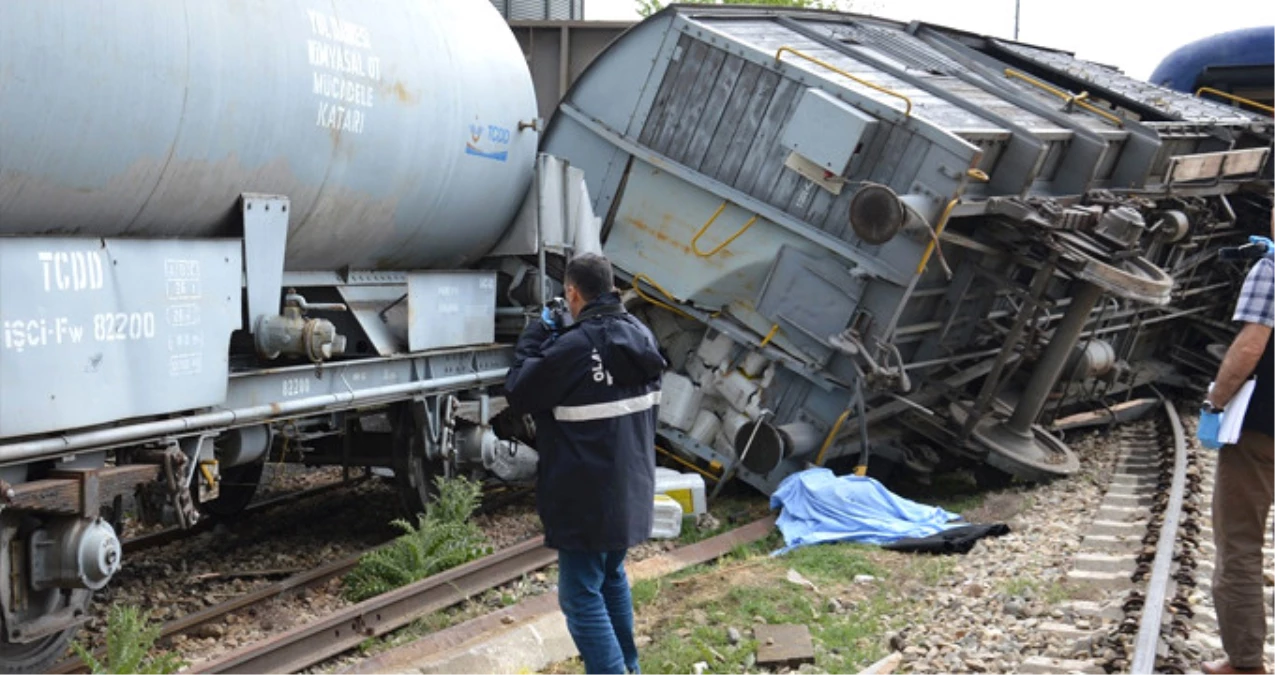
[391,81,418,105]
[625,215,693,257]
[269,402,283,415]
[622,215,734,266]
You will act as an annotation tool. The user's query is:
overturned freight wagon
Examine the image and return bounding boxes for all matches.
[540,6,1274,493]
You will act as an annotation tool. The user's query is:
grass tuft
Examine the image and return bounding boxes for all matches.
[71,604,185,675]
[343,475,491,602]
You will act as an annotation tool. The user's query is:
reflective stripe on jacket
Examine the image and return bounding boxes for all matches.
[504,293,666,551]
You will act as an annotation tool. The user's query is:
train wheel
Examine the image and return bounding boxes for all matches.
[390,403,442,518]
[0,627,78,674]
[973,464,1014,491]
[194,460,265,520]
[0,516,92,674]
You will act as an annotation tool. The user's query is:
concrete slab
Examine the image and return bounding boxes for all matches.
[1079,533,1144,552]
[1059,600,1123,622]
[1019,656,1106,674]
[1086,519,1148,537]
[756,624,815,669]
[415,611,578,675]
[1065,569,1133,590]
[1073,552,1137,574]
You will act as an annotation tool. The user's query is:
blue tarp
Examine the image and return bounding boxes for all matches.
[768,468,962,554]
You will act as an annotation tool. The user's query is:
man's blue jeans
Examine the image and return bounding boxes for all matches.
[557,549,640,674]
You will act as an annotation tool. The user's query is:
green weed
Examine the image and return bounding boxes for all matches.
[71,605,185,675]
[343,475,491,602]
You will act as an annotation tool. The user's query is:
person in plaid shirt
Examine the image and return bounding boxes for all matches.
[1198,232,1274,675]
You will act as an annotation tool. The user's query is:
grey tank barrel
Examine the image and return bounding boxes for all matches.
[0,0,537,271]
[0,369,509,466]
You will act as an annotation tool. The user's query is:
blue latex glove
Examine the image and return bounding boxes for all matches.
[540,297,570,332]
[1249,235,1274,259]
[540,306,559,330]
[1197,410,1222,449]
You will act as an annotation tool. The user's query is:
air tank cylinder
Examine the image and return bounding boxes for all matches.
[0,0,538,271]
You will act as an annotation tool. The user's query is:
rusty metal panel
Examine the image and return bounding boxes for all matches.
[0,238,243,441]
[602,160,836,316]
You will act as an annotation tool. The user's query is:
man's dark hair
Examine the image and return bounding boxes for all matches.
[565,253,614,302]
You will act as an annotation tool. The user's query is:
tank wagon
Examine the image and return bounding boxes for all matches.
[540,6,1273,492]
[0,1,606,669]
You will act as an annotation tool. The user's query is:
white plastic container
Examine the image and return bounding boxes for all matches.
[650,494,684,539]
[740,351,769,378]
[658,371,702,431]
[713,369,762,416]
[655,469,707,518]
[684,353,711,386]
[696,332,735,370]
[689,410,721,446]
[663,330,701,373]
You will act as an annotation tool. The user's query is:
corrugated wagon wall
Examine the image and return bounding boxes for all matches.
[491,0,584,20]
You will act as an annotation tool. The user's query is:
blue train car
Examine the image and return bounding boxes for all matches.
[1151,26,1273,109]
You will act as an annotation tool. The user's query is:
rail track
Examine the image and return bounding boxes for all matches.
[119,474,367,555]
[1024,400,1273,673]
[53,482,535,674]
[55,401,1273,675]
[191,536,556,674]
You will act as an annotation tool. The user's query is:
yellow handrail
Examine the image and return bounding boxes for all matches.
[1003,68,1124,127]
[759,323,781,348]
[775,46,913,117]
[915,197,959,275]
[631,273,693,319]
[1195,87,1274,115]
[691,201,759,257]
[656,446,722,482]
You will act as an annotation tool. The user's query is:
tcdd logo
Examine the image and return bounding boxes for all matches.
[465,121,511,162]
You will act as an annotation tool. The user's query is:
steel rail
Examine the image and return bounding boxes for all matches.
[339,516,779,675]
[50,549,367,674]
[1129,400,1187,674]
[192,536,555,674]
[53,485,533,674]
[121,476,365,554]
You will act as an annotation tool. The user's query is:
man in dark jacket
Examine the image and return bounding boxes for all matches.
[505,253,665,675]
